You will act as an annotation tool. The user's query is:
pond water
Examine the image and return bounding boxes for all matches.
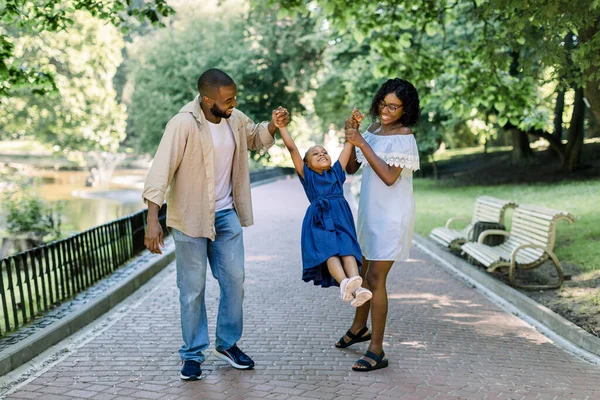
[28,169,147,236]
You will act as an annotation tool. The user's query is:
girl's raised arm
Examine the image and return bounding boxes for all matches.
[338,141,354,170]
[278,126,306,179]
[342,109,363,173]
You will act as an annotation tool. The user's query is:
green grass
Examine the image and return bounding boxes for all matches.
[414,178,600,272]
[432,145,512,161]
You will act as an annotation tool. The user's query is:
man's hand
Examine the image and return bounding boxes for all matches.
[144,218,164,254]
[272,106,290,128]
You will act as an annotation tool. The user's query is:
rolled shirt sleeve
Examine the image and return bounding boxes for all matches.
[242,113,275,151]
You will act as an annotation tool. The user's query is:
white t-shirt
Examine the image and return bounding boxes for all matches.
[207,119,235,211]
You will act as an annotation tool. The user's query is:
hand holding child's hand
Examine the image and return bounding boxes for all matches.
[344,116,358,131]
[345,127,366,148]
[351,108,364,125]
[272,106,290,128]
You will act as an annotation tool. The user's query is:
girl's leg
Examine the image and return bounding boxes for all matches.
[353,260,394,369]
[340,255,359,277]
[326,256,347,284]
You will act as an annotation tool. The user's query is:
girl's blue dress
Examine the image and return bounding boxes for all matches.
[298,160,363,288]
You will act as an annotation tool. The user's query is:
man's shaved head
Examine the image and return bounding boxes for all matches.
[197,69,236,97]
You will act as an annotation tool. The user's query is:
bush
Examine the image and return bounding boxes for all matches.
[2,189,63,242]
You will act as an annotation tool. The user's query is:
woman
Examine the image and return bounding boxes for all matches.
[338,78,421,371]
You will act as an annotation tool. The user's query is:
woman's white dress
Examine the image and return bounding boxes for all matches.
[355,129,420,261]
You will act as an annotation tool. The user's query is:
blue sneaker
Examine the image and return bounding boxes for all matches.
[179,360,202,380]
[213,345,255,369]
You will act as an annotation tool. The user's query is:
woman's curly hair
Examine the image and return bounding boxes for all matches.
[369,78,421,127]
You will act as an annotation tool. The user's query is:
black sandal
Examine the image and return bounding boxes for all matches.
[352,350,388,372]
[335,327,371,348]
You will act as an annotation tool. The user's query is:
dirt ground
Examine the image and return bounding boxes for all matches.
[492,262,600,338]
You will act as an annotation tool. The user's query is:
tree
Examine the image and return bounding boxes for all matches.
[125,1,325,155]
[0,11,128,156]
[0,0,174,99]
[266,0,600,171]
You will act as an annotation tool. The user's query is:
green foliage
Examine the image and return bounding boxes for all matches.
[312,39,382,132]
[3,191,63,240]
[0,166,63,240]
[125,1,325,155]
[0,0,175,98]
[0,11,128,155]
[266,0,599,160]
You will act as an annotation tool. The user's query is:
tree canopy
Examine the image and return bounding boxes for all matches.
[0,0,174,99]
[262,0,600,170]
[124,1,325,155]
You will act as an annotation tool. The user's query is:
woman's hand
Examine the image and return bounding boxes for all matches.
[345,128,366,148]
[344,116,359,131]
[351,108,364,125]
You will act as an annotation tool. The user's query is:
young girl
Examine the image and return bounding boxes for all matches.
[277,120,372,307]
[338,78,421,372]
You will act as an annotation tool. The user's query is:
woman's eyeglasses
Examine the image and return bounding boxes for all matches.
[379,102,403,113]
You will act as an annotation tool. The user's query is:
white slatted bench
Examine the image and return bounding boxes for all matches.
[461,204,575,289]
[429,196,516,250]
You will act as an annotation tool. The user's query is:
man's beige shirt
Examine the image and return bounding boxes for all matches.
[142,96,275,240]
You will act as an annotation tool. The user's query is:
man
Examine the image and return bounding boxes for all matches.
[142,68,289,381]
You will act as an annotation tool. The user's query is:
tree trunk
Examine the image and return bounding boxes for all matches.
[588,108,600,138]
[548,87,566,158]
[506,52,533,161]
[553,89,565,140]
[509,127,533,161]
[584,79,600,125]
[580,24,600,124]
[563,87,585,171]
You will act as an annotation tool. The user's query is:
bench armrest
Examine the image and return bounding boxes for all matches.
[510,243,548,260]
[509,243,564,289]
[477,229,510,244]
[445,217,470,229]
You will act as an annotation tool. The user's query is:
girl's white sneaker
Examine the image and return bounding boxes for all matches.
[340,276,362,302]
[351,287,373,307]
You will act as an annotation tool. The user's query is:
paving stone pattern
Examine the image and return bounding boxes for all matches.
[0,241,174,352]
[5,178,600,399]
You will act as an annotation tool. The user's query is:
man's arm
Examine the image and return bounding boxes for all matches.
[142,114,190,253]
[244,107,290,150]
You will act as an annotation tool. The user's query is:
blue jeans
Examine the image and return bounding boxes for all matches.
[172,208,245,363]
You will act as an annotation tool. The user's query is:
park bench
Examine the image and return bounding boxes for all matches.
[460,204,575,289]
[429,196,516,250]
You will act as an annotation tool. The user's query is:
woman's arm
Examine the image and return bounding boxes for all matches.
[278,126,305,179]
[345,128,403,186]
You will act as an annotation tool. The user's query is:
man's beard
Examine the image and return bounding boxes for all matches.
[211,104,232,119]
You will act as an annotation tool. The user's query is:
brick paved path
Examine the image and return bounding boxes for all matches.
[5,178,600,399]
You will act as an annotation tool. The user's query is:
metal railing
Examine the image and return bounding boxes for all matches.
[0,205,168,336]
[0,166,294,336]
